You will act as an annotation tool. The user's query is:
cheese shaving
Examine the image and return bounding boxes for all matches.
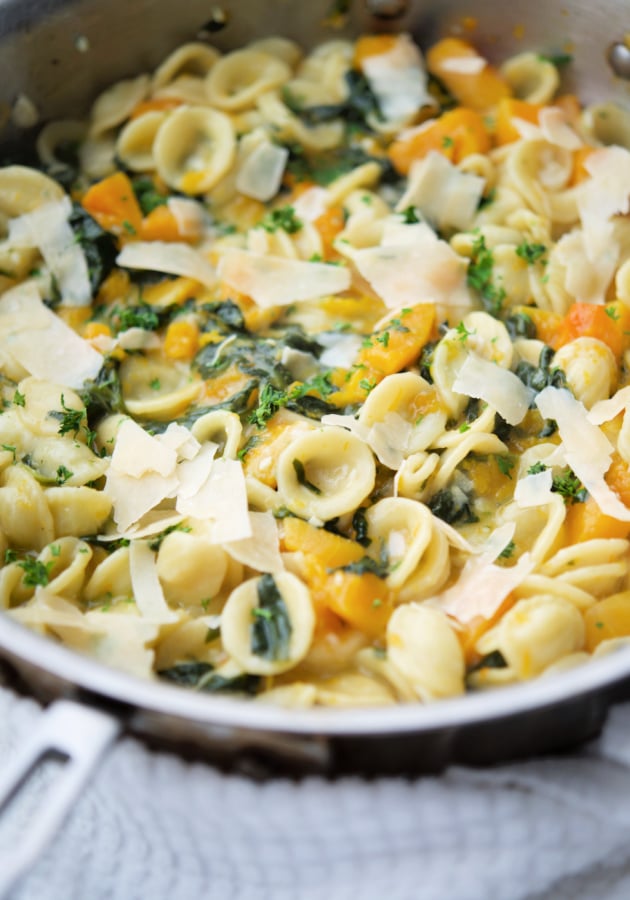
[361,34,431,122]
[117,241,217,288]
[8,196,92,304]
[177,457,252,542]
[224,511,284,572]
[111,419,177,478]
[452,353,532,425]
[129,540,179,623]
[396,152,485,232]
[350,221,471,309]
[514,469,554,508]
[439,56,486,74]
[536,386,630,521]
[217,248,351,308]
[292,187,330,223]
[0,282,103,387]
[588,385,630,425]
[235,141,289,202]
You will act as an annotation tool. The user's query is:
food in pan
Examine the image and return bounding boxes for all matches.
[1,32,630,707]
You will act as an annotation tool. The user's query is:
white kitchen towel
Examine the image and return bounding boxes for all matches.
[2,682,630,900]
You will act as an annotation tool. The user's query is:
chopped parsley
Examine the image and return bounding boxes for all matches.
[551,468,587,504]
[467,234,506,317]
[498,540,516,559]
[13,390,25,407]
[527,461,548,475]
[56,395,86,437]
[496,455,516,479]
[515,241,547,265]
[17,558,54,587]
[55,465,73,485]
[260,205,303,234]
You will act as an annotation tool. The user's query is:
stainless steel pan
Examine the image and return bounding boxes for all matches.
[1,0,630,890]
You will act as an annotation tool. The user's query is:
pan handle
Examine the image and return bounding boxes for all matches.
[0,699,120,899]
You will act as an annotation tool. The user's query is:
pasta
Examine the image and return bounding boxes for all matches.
[1,29,630,708]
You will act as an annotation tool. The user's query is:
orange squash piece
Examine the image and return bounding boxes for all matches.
[81,171,143,236]
[584,592,630,651]
[426,37,510,111]
[388,107,490,175]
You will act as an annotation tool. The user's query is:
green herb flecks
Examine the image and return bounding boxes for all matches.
[250,574,293,661]
[56,465,73,485]
[552,468,587,504]
[56,394,86,437]
[17,557,54,587]
[515,241,547,265]
[260,205,303,234]
[467,234,506,317]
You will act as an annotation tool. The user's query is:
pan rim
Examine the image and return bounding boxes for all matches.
[1,611,629,736]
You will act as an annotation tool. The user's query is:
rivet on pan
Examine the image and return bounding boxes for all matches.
[366,0,408,19]
[197,7,229,39]
[608,41,630,80]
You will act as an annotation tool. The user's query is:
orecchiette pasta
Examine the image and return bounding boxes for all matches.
[0,29,628,708]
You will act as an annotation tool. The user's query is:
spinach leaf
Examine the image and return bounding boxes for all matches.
[250,574,292,661]
[158,662,260,694]
[69,204,118,291]
[428,485,478,524]
[80,359,125,429]
[132,176,168,215]
[514,344,566,402]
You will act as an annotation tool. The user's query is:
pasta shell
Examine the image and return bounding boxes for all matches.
[206,50,291,111]
[120,356,202,420]
[500,52,560,104]
[116,111,167,172]
[386,604,465,701]
[221,572,315,676]
[153,105,236,194]
[276,426,375,520]
[40,537,93,599]
[0,166,64,218]
[46,486,113,538]
[89,74,150,137]
[475,595,585,680]
[190,409,242,459]
[152,42,221,90]
[0,465,54,549]
[156,531,228,606]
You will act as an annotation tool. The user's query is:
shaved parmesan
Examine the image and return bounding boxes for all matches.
[0,282,103,387]
[111,419,177,478]
[538,107,582,151]
[452,353,531,425]
[514,469,554,507]
[177,457,252,541]
[8,196,91,304]
[350,222,471,309]
[588,385,630,425]
[439,56,486,75]
[536,386,630,521]
[362,34,431,122]
[167,197,206,238]
[236,141,288,202]
[117,241,217,288]
[439,550,534,623]
[176,443,217,500]
[217,248,351,308]
[105,470,179,532]
[555,228,618,306]
[292,187,330,223]
[396,151,485,232]
[157,423,201,461]
[129,540,178,623]
[224,511,284,572]
[318,331,363,368]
